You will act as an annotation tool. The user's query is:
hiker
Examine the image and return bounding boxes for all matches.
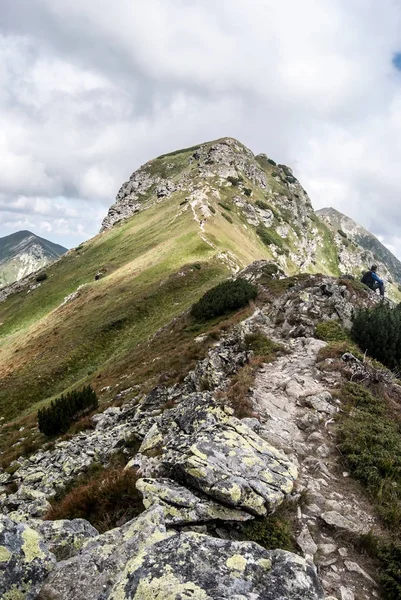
[361,265,385,297]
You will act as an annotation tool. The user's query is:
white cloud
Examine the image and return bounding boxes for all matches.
[1,0,401,255]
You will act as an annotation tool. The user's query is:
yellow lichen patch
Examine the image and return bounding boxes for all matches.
[3,587,25,600]
[226,554,247,574]
[21,527,46,563]
[0,545,11,562]
[257,558,272,570]
[186,467,207,479]
[244,455,257,467]
[228,483,242,503]
[132,572,211,600]
[189,445,209,462]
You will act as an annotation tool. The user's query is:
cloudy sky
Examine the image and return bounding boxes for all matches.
[1,1,401,255]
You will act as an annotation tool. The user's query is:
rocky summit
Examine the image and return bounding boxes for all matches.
[0,230,67,288]
[0,138,400,600]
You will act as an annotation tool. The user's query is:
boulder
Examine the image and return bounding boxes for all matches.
[107,532,325,600]
[0,515,55,599]
[161,393,297,516]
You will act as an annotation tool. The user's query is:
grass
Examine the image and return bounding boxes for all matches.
[239,502,294,551]
[337,382,401,529]
[0,194,231,423]
[46,463,144,533]
[315,320,350,342]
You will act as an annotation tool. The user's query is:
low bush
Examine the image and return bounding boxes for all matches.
[191,278,257,322]
[267,158,276,166]
[218,201,232,211]
[36,272,48,282]
[315,320,349,342]
[338,229,347,238]
[256,224,283,249]
[227,176,241,186]
[221,213,233,224]
[244,188,252,196]
[208,205,216,214]
[38,386,98,437]
[352,303,401,370]
[46,466,144,533]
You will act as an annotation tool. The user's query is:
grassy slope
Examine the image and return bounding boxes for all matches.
[0,139,343,429]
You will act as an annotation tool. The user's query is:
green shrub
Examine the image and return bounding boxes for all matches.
[338,229,347,238]
[208,205,216,214]
[244,188,252,196]
[256,224,283,249]
[227,176,241,186]
[218,201,232,211]
[267,158,276,166]
[36,272,48,282]
[239,509,293,551]
[221,213,233,224]
[244,332,284,358]
[255,200,270,211]
[338,382,401,528]
[38,386,98,436]
[352,304,401,370]
[179,199,188,206]
[379,542,401,599]
[315,320,349,342]
[191,278,257,322]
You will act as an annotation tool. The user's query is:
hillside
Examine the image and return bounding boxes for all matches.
[0,230,67,288]
[317,207,401,290]
[1,138,401,599]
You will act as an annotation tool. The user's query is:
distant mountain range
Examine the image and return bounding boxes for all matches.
[0,230,67,288]
[316,207,401,288]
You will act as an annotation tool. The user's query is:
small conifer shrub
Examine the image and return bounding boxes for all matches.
[36,272,48,282]
[221,213,233,224]
[38,386,98,436]
[351,303,401,370]
[267,158,276,166]
[244,188,252,196]
[227,176,241,186]
[191,278,257,321]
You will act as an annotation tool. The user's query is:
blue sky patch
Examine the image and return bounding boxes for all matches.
[392,53,401,70]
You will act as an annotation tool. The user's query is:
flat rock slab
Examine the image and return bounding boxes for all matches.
[107,532,325,600]
[0,515,55,600]
[161,393,297,516]
[137,477,252,524]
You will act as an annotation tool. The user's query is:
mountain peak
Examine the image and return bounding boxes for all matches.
[0,230,67,288]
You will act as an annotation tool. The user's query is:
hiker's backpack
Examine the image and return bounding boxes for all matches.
[361,270,374,289]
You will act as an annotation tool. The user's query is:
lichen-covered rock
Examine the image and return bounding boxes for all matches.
[136,477,252,525]
[39,506,173,600]
[161,394,297,515]
[107,532,325,600]
[37,518,99,560]
[0,515,55,600]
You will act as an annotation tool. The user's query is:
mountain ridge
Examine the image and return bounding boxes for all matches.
[316,207,401,287]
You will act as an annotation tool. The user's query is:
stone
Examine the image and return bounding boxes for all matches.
[321,511,367,535]
[340,587,355,600]
[297,524,318,557]
[107,532,325,600]
[37,518,99,560]
[318,543,337,555]
[305,392,336,415]
[344,560,377,585]
[161,393,298,516]
[0,515,55,600]
[136,477,252,525]
[39,506,173,600]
